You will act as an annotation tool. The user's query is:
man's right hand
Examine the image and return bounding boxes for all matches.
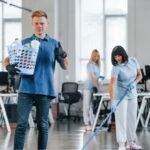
[6,64,20,75]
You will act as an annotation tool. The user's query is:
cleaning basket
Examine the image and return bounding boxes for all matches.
[8,40,39,75]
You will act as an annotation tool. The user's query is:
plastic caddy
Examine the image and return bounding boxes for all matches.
[8,41,39,75]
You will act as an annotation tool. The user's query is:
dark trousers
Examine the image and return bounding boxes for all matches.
[14,93,51,150]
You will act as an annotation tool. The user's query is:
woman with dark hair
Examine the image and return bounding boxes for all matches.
[109,45,142,150]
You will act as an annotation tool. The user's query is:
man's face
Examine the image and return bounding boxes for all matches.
[32,16,48,37]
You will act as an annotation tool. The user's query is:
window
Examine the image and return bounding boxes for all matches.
[4,22,22,57]
[105,17,127,79]
[0,0,22,70]
[77,0,127,81]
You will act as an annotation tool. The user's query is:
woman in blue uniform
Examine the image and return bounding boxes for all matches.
[83,49,102,131]
[109,46,142,150]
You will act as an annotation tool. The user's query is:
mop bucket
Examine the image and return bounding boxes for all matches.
[8,40,39,75]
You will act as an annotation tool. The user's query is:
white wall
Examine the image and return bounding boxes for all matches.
[128,0,150,89]
[128,0,150,69]
[57,0,76,84]
[22,0,56,38]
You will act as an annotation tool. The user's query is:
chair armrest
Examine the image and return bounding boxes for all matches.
[76,91,83,100]
[58,92,64,101]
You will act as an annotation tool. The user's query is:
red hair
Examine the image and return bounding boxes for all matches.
[32,10,48,19]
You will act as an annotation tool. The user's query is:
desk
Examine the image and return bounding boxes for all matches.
[136,92,150,130]
[0,93,18,132]
[0,93,35,132]
[92,93,110,132]
[92,92,150,132]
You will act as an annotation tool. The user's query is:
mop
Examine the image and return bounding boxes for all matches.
[81,83,134,150]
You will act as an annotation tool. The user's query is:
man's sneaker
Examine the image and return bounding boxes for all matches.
[118,143,126,150]
[126,142,142,150]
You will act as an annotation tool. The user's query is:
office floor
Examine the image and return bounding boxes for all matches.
[0,120,150,150]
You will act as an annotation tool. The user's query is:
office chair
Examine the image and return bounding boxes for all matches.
[0,71,21,93]
[0,72,19,124]
[0,72,8,125]
[58,82,82,121]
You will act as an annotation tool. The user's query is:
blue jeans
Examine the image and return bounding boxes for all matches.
[14,93,51,150]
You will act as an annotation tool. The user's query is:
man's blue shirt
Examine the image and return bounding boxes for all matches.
[19,34,64,97]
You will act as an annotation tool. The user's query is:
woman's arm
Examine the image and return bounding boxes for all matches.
[3,57,10,66]
[109,77,117,100]
[135,68,142,84]
[89,71,99,89]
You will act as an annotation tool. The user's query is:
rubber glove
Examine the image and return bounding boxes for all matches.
[92,87,103,93]
[128,81,136,91]
[92,87,98,93]
[6,64,20,75]
[111,100,117,112]
[55,43,67,59]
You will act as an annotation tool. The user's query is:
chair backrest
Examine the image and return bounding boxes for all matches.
[0,71,8,86]
[0,71,21,92]
[61,82,80,104]
[62,82,78,94]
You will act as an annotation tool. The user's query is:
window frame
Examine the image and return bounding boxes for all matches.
[104,14,127,79]
[0,3,22,70]
[76,0,128,82]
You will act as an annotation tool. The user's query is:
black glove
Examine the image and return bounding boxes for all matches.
[92,87,98,93]
[6,64,20,75]
[62,51,67,58]
[55,43,67,59]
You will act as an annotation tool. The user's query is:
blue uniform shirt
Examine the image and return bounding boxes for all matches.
[85,62,100,91]
[111,57,140,100]
[19,34,65,97]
